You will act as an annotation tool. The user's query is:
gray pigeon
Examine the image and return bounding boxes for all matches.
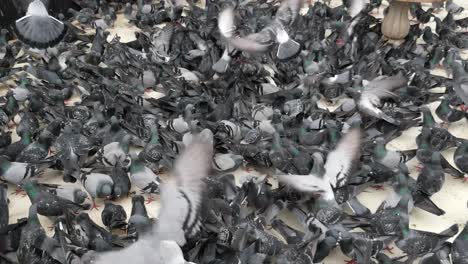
[80,171,114,210]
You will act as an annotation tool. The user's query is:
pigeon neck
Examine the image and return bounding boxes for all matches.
[272,133,282,150]
[373,142,386,160]
[132,199,148,216]
[28,205,41,225]
[439,99,450,113]
[150,127,160,145]
[422,109,435,127]
[24,183,39,200]
[0,159,10,172]
[452,62,465,80]
[311,154,325,177]
[130,160,144,173]
[7,94,17,110]
[328,127,340,145]
[288,146,300,157]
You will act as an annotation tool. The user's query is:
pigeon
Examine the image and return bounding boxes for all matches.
[0,158,48,184]
[416,152,445,196]
[218,0,303,60]
[213,153,244,172]
[347,74,409,125]
[396,224,459,263]
[446,0,464,14]
[159,240,195,264]
[128,155,161,195]
[454,140,468,177]
[54,123,91,183]
[80,171,114,210]
[451,61,468,106]
[67,212,114,252]
[14,0,68,49]
[0,183,7,229]
[277,128,361,198]
[110,161,131,199]
[127,195,153,238]
[435,97,467,124]
[101,201,127,230]
[372,138,417,170]
[94,129,214,263]
[452,221,468,264]
[17,204,66,264]
[22,180,90,216]
[15,131,54,163]
[97,135,132,168]
[42,183,88,204]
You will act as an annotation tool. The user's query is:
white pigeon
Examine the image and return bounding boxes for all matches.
[14,0,67,49]
[94,129,214,264]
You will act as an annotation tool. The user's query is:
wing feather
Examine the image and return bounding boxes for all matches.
[14,14,66,48]
[218,8,236,38]
[325,128,361,188]
[157,129,213,245]
[364,74,408,99]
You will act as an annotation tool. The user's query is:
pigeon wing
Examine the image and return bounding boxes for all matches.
[325,128,361,188]
[157,129,213,246]
[364,74,408,100]
[15,15,67,48]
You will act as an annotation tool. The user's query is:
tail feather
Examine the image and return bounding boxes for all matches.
[414,195,446,216]
[439,224,459,237]
[14,15,67,48]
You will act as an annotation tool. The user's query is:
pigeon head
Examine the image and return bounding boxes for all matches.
[75,190,88,204]
[99,183,113,198]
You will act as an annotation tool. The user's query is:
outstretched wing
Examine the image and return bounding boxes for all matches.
[325,128,361,188]
[364,73,408,100]
[157,129,213,245]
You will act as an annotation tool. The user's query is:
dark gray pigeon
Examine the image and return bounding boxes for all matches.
[101,201,127,230]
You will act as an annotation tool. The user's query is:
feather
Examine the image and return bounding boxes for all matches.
[228,36,271,52]
[157,129,213,245]
[14,0,67,49]
[364,74,408,99]
[95,130,213,264]
[325,128,361,188]
[218,8,236,38]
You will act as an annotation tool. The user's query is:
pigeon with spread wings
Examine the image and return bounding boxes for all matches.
[218,0,303,60]
[277,128,361,200]
[13,0,69,48]
[94,129,214,264]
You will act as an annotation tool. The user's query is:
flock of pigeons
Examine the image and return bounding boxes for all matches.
[0,0,468,263]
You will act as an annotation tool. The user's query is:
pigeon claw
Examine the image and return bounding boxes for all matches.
[371,185,385,191]
[384,246,395,254]
[415,164,424,172]
[344,259,357,264]
[145,195,155,204]
[462,177,468,183]
[11,187,25,196]
[460,104,467,112]
[91,201,101,211]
